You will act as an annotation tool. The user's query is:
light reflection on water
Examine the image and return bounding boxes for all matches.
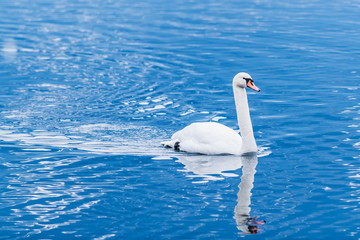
[0,0,360,239]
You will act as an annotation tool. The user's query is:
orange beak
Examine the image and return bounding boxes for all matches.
[247,80,261,92]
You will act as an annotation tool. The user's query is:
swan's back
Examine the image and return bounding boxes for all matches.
[163,122,242,155]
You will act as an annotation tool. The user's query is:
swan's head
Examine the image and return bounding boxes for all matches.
[233,72,260,92]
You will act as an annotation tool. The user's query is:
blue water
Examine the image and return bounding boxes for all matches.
[1,0,360,239]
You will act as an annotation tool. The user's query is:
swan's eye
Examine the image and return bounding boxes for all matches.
[244,78,253,86]
[244,78,260,92]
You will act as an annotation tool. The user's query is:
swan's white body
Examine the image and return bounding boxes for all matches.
[162,72,260,155]
[169,122,243,155]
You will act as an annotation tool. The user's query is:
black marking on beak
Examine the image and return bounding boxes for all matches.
[244,77,260,92]
[244,77,254,87]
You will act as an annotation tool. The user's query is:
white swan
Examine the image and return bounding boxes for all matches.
[162,72,260,155]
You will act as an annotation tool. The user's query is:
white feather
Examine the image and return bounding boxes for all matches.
[162,72,259,155]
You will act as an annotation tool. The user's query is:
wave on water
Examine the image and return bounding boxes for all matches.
[0,123,271,160]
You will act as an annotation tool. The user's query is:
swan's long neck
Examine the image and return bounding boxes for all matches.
[233,85,257,153]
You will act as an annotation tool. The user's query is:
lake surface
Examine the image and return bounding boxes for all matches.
[1,0,360,239]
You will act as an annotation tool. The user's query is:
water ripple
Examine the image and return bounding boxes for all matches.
[1,0,360,239]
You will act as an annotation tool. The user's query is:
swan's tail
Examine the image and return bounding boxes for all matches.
[161,140,181,151]
[161,140,173,148]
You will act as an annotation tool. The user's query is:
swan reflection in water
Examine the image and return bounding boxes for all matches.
[175,153,265,234]
[234,154,266,234]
